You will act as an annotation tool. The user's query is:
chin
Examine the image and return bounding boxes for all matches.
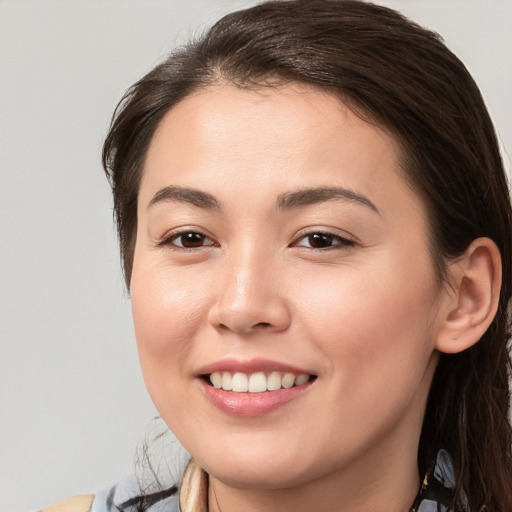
[188,434,331,490]
[203,458,317,490]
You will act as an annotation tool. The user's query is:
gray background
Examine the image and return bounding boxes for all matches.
[1,1,510,511]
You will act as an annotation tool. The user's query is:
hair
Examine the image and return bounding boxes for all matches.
[102,1,512,510]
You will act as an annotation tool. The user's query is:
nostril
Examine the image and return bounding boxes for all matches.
[210,300,291,334]
[218,321,273,333]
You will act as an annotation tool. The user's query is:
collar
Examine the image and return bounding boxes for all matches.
[412,449,465,512]
[180,458,208,512]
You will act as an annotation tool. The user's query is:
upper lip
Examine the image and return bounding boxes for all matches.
[197,358,315,376]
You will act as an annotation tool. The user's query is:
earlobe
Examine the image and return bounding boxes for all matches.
[435,237,502,354]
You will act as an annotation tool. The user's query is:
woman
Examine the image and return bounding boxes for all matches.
[43,1,512,511]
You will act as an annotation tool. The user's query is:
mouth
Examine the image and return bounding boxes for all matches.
[197,359,318,415]
[202,371,316,393]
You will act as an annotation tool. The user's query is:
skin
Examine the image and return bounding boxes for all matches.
[131,83,455,512]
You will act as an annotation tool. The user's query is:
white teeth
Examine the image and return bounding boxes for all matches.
[232,372,248,392]
[221,372,233,391]
[248,372,267,393]
[295,374,309,386]
[210,372,222,388]
[267,371,282,391]
[281,373,295,389]
[208,371,312,393]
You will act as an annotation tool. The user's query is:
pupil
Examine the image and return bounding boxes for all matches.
[182,232,204,247]
[309,233,332,248]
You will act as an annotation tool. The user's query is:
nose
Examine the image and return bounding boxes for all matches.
[208,247,291,335]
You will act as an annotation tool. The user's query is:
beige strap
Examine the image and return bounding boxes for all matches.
[40,494,95,512]
[179,458,208,512]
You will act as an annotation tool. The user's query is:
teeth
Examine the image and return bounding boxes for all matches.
[267,371,281,391]
[295,374,309,386]
[281,373,295,389]
[248,372,267,393]
[208,371,311,393]
[221,372,233,391]
[232,372,248,392]
[210,372,222,388]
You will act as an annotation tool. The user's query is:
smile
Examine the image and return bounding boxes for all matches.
[197,359,317,416]
[208,371,312,393]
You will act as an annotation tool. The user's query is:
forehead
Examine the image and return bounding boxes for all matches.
[140,83,422,224]
[150,82,387,148]
[146,84,393,173]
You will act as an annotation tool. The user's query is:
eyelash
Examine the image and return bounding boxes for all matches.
[158,229,355,252]
[157,229,217,250]
[291,231,356,250]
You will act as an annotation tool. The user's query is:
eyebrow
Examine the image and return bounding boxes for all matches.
[148,185,379,215]
[148,185,221,210]
[277,186,380,214]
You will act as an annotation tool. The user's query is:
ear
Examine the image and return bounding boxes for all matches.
[435,237,502,354]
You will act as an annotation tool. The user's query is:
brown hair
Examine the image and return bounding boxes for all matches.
[102,1,512,509]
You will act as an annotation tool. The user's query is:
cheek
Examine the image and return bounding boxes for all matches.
[132,256,210,340]
[130,261,210,402]
[295,266,438,450]
[295,255,438,382]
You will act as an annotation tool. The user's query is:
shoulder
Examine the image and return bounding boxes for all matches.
[40,495,95,512]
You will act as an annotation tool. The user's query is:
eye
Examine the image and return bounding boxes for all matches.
[163,230,216,249]
[293,231,355,249]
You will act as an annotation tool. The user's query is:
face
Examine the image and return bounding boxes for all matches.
[131,83,443,490]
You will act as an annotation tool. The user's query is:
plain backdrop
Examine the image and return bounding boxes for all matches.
[1,1,510,511]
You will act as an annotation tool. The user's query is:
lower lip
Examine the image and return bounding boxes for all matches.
[200,379,314,417]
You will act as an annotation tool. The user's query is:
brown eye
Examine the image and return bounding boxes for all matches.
[294,232,355,249]
[307,233,335,248]
[170,231,214,248]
